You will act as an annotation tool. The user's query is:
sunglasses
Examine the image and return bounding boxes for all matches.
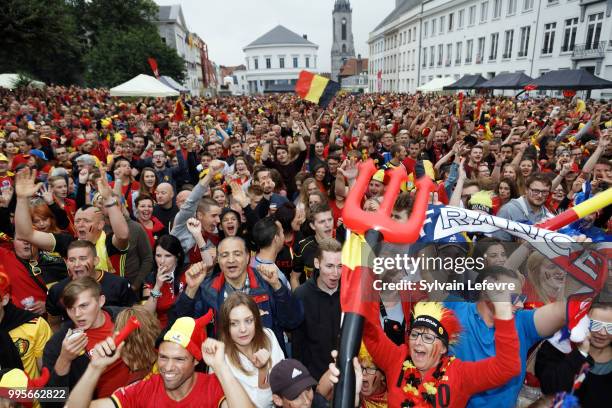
[511,294,527,306]
[589,319,612,335]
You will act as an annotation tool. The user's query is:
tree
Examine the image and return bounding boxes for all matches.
[0,0,83,85]
[83,25,186,88]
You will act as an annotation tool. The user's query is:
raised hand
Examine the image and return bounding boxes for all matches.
[257,263,282,290]
[78,168,89,185]
[186,217,203,238]
[251,349,271,369]
[96,164,113,201]
[202,338,226,371]
[185,261,208,298]
[15,168,42,199]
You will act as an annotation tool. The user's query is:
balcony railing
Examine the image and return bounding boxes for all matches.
[571,41,606,60]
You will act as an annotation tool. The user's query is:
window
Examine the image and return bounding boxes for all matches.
[341,18,347,40]
[477,37,485,63]
[424,21,429,38]
[293,57,298,68]
[446,43,452,65]
[542,23,556,54]
[458,9,465,28]
[279,57,285,68]
[490,33,499,59]
[469,6,476,25]
[523,0,533,11]
[480,2,489,22]
[561,18,578,52]
[254,58,259,69]
[266,58,271,69]
[431,19,436,36]
[585,13,603,50]
[466,39,474,63]
[519,26,531,56]
[449,13,454,31]
[413,27,417,41]
[508,0,517,15]
[342,44,346,53]
[408,29,411,43]
[430,46,435,67]
[438,44,443,66]
[493,0,502,18]
[456,42,463,63]
[422,47,427,67]
[305,56,310,68]
[440,16,445,34]
[503,29,514,58]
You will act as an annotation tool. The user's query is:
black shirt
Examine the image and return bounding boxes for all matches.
[292,235,318,283]
[153,204,179,232]
[263,149,307,199]
[46,272,137,319]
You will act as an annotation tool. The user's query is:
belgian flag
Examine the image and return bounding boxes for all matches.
[295,70,341,108]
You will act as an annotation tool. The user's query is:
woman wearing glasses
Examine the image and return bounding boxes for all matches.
[363,299,520,408]
[535,300,612,408]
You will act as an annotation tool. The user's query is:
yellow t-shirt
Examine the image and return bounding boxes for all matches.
[9,317,52,379]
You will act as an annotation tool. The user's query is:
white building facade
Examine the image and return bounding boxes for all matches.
[243,25,319,95]
[368,0,612,98]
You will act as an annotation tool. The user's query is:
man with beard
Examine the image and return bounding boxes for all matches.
[493,173,554,241]
[65,314,254,407]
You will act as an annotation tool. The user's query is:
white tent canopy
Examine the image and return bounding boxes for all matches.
[109,74,179,97]
[0,74,45,90]
[416,77,456,92]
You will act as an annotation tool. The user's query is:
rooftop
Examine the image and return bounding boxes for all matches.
[245,25,316,48]
[374,0,423,32]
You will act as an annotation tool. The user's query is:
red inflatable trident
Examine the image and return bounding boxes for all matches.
[334,159,435,408]
[342,159,436,243]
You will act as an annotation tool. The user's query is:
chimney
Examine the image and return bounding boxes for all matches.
[303,34,307,40]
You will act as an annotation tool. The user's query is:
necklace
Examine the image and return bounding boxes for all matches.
[398,355,455,407]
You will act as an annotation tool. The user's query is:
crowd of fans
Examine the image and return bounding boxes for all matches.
[0,85,610,408]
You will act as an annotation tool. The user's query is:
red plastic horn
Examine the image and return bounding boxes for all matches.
[342,159,434,243]
[113,316,141,346]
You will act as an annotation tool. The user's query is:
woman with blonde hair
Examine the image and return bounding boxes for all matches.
[218,292,285,408]
[524,251,566,305]
[296,177,319,212]
[113,305,161,382]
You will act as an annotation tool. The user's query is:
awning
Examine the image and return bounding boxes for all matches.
[109,74,179,97]
[475,72,534,89]
[527,69,612,90]
[444,74,487,90]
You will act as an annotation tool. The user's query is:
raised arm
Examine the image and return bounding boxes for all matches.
[582,131,609,175]
[14,168,56,251]
[533,300,567,338]
[97,165,129,251]
[458,300,521,395]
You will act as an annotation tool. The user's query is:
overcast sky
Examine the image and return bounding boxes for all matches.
[155,0,394,72]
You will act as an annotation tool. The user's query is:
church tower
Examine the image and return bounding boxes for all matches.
[331,0,355,83]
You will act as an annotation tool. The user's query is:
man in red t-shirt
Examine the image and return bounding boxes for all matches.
[42,277,131,399]
[65,314,254,408]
